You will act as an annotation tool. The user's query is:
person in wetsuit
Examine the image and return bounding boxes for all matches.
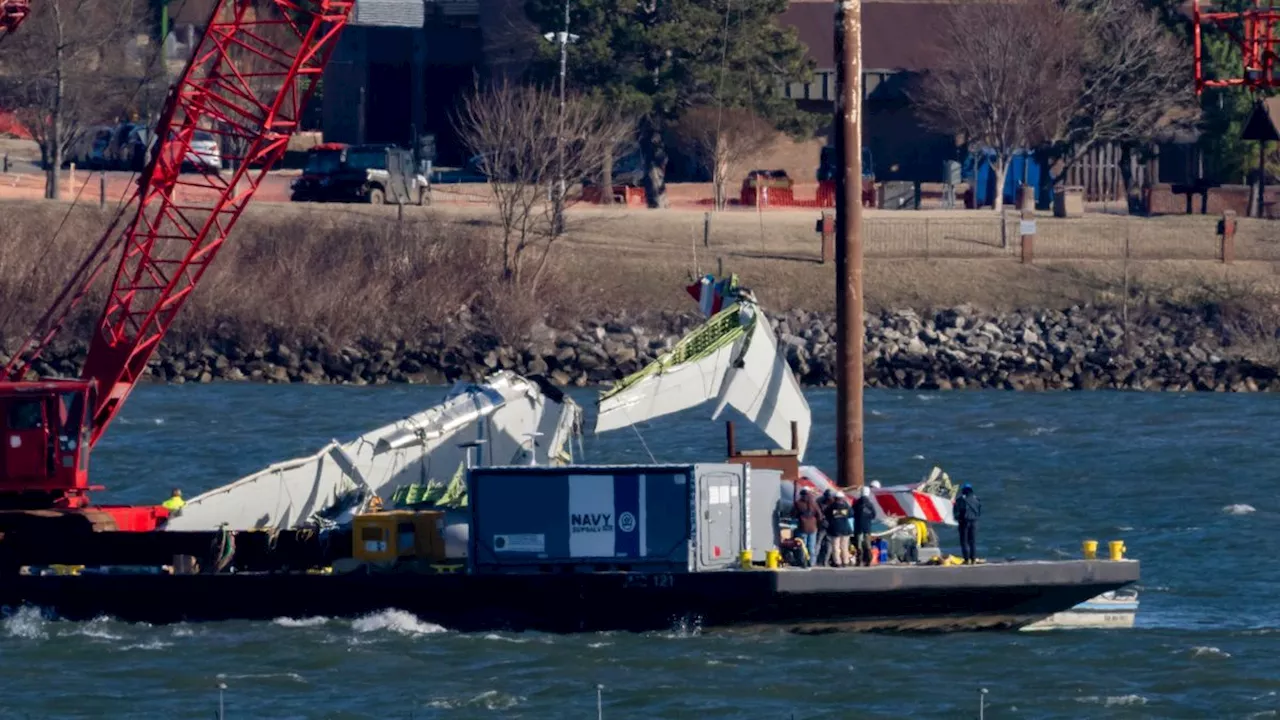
[954,483,981,564]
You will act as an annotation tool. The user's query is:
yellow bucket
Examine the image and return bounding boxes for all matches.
[739,550,754,569]
[1082,540,1098,559]
[1109,540,1126,561]
[765,549,781,570]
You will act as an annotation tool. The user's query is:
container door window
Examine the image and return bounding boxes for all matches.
[361,526,387,555]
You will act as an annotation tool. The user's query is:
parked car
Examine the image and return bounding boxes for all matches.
[61,126,111,169]
[125,125,151,171]
[126,127,223,173]
[184,130,222,171]
[290,143,428,204]
[103,122,139,170]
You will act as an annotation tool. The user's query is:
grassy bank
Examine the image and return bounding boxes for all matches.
[1,199,1278,350]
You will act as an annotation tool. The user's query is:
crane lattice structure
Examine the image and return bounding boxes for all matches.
[0,0,352,526]
[0,0,30,36]
[1193,0,1280,93]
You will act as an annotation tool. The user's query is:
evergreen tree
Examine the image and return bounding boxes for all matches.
[523,0,816,207]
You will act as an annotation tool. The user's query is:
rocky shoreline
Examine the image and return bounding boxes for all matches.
[10,304,1280,392]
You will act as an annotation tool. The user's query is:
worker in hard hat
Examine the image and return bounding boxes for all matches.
[852,486,877,566]
[162,488,186,514]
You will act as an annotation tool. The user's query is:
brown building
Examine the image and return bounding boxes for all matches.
[778,0,959,182]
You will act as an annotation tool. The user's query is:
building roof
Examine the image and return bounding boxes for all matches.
[780,0,955,72]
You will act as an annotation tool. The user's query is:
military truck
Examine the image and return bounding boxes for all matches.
[290,143,429,205]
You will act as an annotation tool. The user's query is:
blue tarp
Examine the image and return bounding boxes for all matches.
[962,149,1052,208]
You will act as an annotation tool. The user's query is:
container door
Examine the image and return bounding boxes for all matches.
[1,397,50,483]
[698,472,738,566]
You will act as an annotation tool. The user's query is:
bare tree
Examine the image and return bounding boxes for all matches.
[456,81,633,290]
[673,106,776,210]
[0,0,146,199]
[1058,0,1197,199]
[915,2,1082,212]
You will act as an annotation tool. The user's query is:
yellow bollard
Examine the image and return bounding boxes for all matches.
[1082,540,1098,559]
[1109,540,1126,561]
[739,550,753,569]
[765,549,780,569]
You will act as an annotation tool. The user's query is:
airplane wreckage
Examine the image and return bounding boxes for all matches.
[166,276,958,550]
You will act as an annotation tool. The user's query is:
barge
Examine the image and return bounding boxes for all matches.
[0,561,1139,633]
[0,463,1140,633]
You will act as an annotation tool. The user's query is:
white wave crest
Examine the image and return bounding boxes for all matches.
[351,609,445,636]
[480,633,528,643]
[67,625,124,641]
[1189,646,1232,659]
[1077,694,1148,707]
[272,616,330,628]
[217,672,306,683]
[2,607,47,639]
[118,639,173,651]
[427,690,523,711]
[1223,504,1256,515]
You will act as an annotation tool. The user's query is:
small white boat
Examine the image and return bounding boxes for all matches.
[1022,589,1139,630]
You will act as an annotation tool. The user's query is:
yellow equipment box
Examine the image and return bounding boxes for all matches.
[352,510,446,564]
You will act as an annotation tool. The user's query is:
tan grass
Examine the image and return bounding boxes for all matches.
[0,198,1278,351]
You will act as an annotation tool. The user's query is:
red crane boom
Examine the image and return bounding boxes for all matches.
[0,0,352,527]
[0,0,30,36]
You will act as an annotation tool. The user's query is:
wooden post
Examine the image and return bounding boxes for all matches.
[725,421,737,458]
[1122,223,1131,358]
[703,211,711,248]
[835,0,865,489]
[1019,209,1035,264]
[99,172,106,210]
[1220,210,1237,264]
[817,212,834,263]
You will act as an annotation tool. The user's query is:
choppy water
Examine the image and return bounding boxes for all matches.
[2,386,1279,718]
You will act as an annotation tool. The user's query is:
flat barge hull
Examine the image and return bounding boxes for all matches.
[0,560,1139,633]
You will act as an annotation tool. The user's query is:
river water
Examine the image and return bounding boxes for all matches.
[1,385,1277,719]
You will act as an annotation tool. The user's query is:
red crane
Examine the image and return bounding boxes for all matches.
[1193,0,1280,93]
[0,0,353,529]
[0,0,30,37]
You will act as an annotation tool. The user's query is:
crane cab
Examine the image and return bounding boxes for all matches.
[0,380,95,509]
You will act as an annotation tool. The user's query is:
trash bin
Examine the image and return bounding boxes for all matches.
[1053,186,1084,218]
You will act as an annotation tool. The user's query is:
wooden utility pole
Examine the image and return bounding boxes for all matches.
[834,0,864,489]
